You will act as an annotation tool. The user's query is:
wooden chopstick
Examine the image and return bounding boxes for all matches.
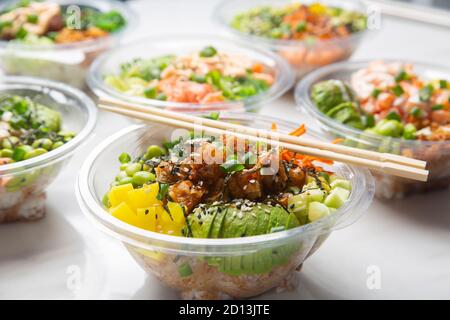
[98,104,429,182]
[99,97,427,170]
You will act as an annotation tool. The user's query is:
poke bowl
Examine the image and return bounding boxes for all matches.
[76,112,374,299]
[0,76,96,223]
[214,0,370,80]
[0,0,136,89]
[296,60,450,199]
[87,34,294,113]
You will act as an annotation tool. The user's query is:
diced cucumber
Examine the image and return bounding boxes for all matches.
[330,179,351,191]
[329,174,340,183]
[305,188,325,202]
[331,186,350,201]
[308,202,330,222]
[324,193,345,209]
[288,193,308,211]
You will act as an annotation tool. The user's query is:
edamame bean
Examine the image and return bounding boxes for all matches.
[125,163,142,176]
[115,171,128,182]
[2,136,19,150]
[1,149,13,158]
[145,145,165,159]
[24,148,48,160]
[119,152,131,164]
[51,141,64,150]
[132,171,155,185]
[118,176,133,185]
[12,145,33,161]
[32,138,53,151]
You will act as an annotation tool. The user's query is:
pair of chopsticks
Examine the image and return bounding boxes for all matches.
[98,97,428,182]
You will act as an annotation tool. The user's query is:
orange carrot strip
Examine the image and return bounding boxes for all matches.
[332,138,344,144]
[271,122,278,132]
[289,124,306,137]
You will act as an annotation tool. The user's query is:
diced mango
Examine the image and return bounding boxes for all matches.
[127,183,160,209]
[136,207,158,231]
[134,248,164,261]
[107,182,186,236]
[110,202,138,226]
[167,202,186,225]
[108,183,134,208]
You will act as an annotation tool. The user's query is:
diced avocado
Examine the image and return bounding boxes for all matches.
[308,202,330,222]
[324,193,345,209]
[330,179,351,191]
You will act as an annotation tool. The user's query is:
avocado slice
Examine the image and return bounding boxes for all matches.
[325,102,360,124]
[187,203,301,276]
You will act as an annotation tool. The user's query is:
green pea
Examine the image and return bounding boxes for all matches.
[145,145,165,159]
[115,171,128,182]
[132,171,155,185]
[2,136,19,150]
[118,176,134,185]
[125,163,142,176]
[24,148,48,160]
[51,141,64,150]
[32,138,53,151]
[119,163,128,171]
[1,149,13,158]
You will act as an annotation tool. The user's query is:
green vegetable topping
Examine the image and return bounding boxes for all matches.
[391,84,404,97]
[119,152,131,164]
[410,107,422,118]
[178,263,193,278]
[419,84,434,102]
[199,46,218,58]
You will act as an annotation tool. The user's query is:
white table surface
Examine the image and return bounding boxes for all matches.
[1,0,450,300]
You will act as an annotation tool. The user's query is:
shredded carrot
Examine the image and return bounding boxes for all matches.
[332,138,344,144]
[289,124,306,137]
[271,122,278,131]
[281,149,333,169]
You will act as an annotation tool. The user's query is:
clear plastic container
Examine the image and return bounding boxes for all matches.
[296,60,450,199]
[0,0,136,90]
[87,34,294,112]
[76,112,374,299]
[214,0,370,80]
[0,76,97,222]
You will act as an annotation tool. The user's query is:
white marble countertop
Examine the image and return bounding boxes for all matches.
[1,0,450,300]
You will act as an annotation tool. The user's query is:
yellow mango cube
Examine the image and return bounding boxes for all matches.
[157,206,183,236]
[167,202,186,225]
[109,202,138,226]
[127,183,160,209]
[136,207,158,231]
[108,183,134,208]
